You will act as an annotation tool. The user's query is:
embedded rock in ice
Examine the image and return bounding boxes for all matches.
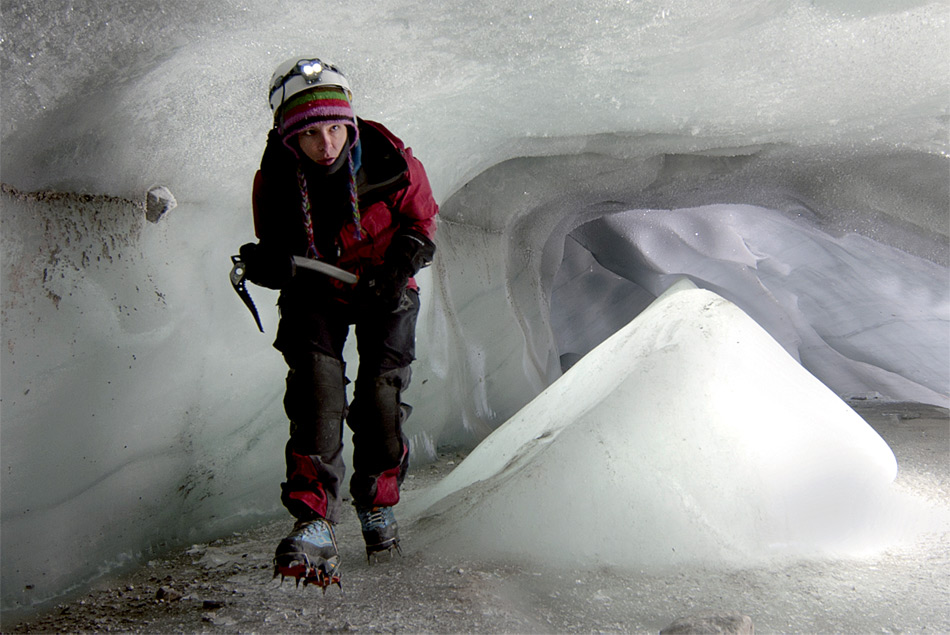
[145,185,177,223]
[409,281,899,568]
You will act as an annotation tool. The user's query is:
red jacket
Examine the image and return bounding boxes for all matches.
[252,119,438,301]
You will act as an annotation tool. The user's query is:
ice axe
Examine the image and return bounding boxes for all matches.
[230,255,359,332]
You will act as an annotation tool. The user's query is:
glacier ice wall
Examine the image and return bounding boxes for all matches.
[1,0,948,617]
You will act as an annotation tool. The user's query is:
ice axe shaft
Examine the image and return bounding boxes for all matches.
[292,256,359,285]
[230,254,359,333]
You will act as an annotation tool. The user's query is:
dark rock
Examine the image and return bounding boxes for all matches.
[155,586,182,602]
[660,612,754,634]
[145,186,177,223]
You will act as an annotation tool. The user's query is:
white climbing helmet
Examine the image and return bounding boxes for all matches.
[268,57,352,113]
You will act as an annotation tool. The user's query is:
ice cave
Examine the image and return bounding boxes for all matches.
[1,0,947,622]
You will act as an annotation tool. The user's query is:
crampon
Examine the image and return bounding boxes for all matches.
[356,506,402,564]
[273,518,342,593]
[273,553,342,592]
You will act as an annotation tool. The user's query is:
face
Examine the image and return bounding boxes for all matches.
[297,122,349,165]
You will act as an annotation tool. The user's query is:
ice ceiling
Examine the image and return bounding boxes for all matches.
[1,0,948,616]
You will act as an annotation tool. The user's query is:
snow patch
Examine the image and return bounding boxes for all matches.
[411,281,904,568]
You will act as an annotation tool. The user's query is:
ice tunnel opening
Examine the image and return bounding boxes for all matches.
[547,201,816,373]
[551,230,657,372]
[543,200,950,408]
[434,141,948,454]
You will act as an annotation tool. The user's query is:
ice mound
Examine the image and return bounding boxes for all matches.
[408,280,899,568]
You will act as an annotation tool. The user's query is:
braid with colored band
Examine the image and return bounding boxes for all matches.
[296,164,319,259]
[347,151,362,240]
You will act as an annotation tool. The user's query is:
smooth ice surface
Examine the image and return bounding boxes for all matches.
[410,281,904,568]
[1,0,948,616]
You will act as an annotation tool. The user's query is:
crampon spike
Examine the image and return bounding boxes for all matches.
[366,542,402,565]
[274,558,342,593]
[303,570,343,594]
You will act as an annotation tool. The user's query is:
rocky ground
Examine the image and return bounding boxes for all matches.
[5,402,948,634]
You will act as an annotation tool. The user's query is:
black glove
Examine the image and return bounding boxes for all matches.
[357,231,436,308]
[393,230,437,274]
[239,242,295,289]
[357,264,411,308]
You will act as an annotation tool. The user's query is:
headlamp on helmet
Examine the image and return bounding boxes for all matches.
[297,60,322,77]
[268,57,352,113]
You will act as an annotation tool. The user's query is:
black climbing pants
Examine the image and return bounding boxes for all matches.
[274,289,419,523]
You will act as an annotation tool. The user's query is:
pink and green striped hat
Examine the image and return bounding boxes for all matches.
[276,85,358,150]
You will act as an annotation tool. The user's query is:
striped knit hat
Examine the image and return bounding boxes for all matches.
[276,86,363,249]
[276,85,358,150]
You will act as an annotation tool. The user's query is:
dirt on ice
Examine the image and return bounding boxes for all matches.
[5,402,949,634]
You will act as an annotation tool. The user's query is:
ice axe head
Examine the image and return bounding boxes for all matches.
[230,255,264,332]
